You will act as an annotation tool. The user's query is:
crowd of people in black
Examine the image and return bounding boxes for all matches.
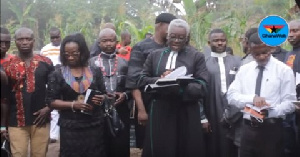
[0,12,300,157]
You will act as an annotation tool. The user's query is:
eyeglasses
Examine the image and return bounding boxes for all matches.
[168,36,186,42]
[64,52,80,57]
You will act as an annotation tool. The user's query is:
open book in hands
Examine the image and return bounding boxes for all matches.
[155,75,194,85]
[242,104,273,123]
[144,66,194,93]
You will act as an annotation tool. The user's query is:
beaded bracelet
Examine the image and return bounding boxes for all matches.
[71,101,76,112]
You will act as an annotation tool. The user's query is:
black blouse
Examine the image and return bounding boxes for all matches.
[46,66,106,129]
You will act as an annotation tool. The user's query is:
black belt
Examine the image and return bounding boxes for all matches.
[244,118,282,128]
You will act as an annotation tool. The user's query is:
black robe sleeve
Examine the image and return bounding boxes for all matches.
[137,52,160,88]
[182,51,209,101]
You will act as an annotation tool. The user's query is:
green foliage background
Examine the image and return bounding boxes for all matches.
[1,0,299,56]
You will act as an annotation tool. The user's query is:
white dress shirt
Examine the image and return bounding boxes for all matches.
[211,51,227,93]
[227,56,296,119]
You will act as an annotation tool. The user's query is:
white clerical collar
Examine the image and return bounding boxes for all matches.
[165,51,178,70]
[211,51,227,58]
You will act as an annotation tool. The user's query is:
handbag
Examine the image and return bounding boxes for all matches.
[103,96,125,137]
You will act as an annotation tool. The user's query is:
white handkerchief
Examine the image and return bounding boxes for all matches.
[229,70,237,75]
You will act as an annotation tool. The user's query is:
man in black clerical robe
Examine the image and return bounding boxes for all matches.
[205,29,241,157]
[138,19,209,157]
[126,13,177,148]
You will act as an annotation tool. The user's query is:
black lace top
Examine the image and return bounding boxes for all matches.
[46,66,106,129]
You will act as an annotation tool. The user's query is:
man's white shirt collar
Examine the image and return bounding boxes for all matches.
[211,51,227,57]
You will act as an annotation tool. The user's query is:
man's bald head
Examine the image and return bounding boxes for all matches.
[14,27,35,54]
[288,19,300,48]
[99,28,117,40]
[15,27,34,39]
[98,28,117,54]
[102,23,116,31]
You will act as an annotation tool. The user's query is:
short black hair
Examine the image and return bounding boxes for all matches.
[209,28,226,38]
[60,33,90,67]
[155,13,177,24]
[245,28,258,40]
[120,30,130,40]
[248,32,263,45]
[49,27,60,33]
[226,46,233,53]
[0,27,10,34]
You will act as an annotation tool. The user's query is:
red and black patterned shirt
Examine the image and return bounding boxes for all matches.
[3,54,54,127]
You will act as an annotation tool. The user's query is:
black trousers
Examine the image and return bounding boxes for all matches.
[240,119,284,157]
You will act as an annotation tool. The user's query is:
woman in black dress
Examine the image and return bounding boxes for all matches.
[46,33,106,157]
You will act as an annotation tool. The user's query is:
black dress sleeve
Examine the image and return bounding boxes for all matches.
[46,70,63,106]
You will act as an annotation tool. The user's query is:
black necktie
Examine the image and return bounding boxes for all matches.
[255,66,265,96]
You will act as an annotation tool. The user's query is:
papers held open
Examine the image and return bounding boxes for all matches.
[144,66,194,93]
[242,104,274,122]
[155,76,194,85]
[144,83,180,93]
